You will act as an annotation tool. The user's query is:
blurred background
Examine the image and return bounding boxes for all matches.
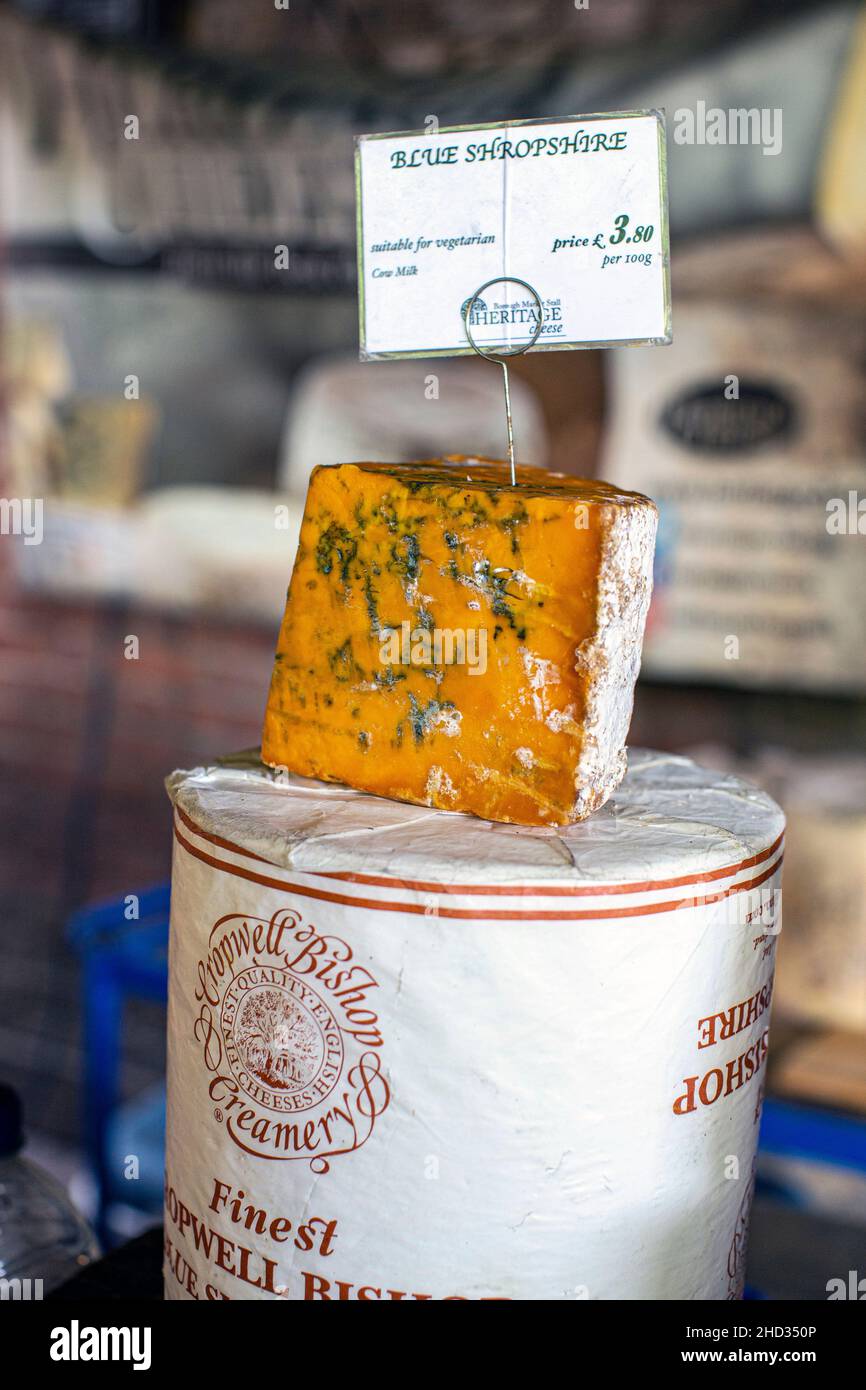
[0,0,865,1296]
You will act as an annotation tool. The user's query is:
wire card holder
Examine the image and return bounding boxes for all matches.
[462,275,544,485]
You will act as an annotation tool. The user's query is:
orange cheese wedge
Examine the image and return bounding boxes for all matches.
[262,458,657,826]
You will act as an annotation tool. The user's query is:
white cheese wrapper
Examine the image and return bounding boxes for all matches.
[164,749,784,1302]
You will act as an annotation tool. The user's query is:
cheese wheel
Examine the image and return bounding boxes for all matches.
[164,749,784,1301]
[262,457,657,827]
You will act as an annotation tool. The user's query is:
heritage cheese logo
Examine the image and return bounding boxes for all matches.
[192,908,390,1170]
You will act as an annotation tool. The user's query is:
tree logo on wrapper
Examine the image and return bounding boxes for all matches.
[726,1159,757,1300]
[223,973,344,1110]
[193,908,390,1171]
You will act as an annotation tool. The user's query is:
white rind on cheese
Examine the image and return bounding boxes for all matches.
[571,499,658,819]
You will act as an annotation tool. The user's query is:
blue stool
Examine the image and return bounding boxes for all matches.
[67,883,169,1245]
[760,1097,866,1174]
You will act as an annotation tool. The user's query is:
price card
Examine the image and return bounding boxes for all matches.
[356,110,670,360]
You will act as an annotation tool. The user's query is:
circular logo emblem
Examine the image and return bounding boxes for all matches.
[661,380,796,454]
[461,295,486,321]
[220,966,344,1114]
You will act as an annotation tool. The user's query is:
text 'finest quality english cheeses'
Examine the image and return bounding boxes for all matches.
[262,457,657,826]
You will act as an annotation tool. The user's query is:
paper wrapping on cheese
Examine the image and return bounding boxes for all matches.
[686,743,866,1034]
[164,749,784,1301]
[262,457,657,827]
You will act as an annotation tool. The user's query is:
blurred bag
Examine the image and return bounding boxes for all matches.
[278,354,548,495]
